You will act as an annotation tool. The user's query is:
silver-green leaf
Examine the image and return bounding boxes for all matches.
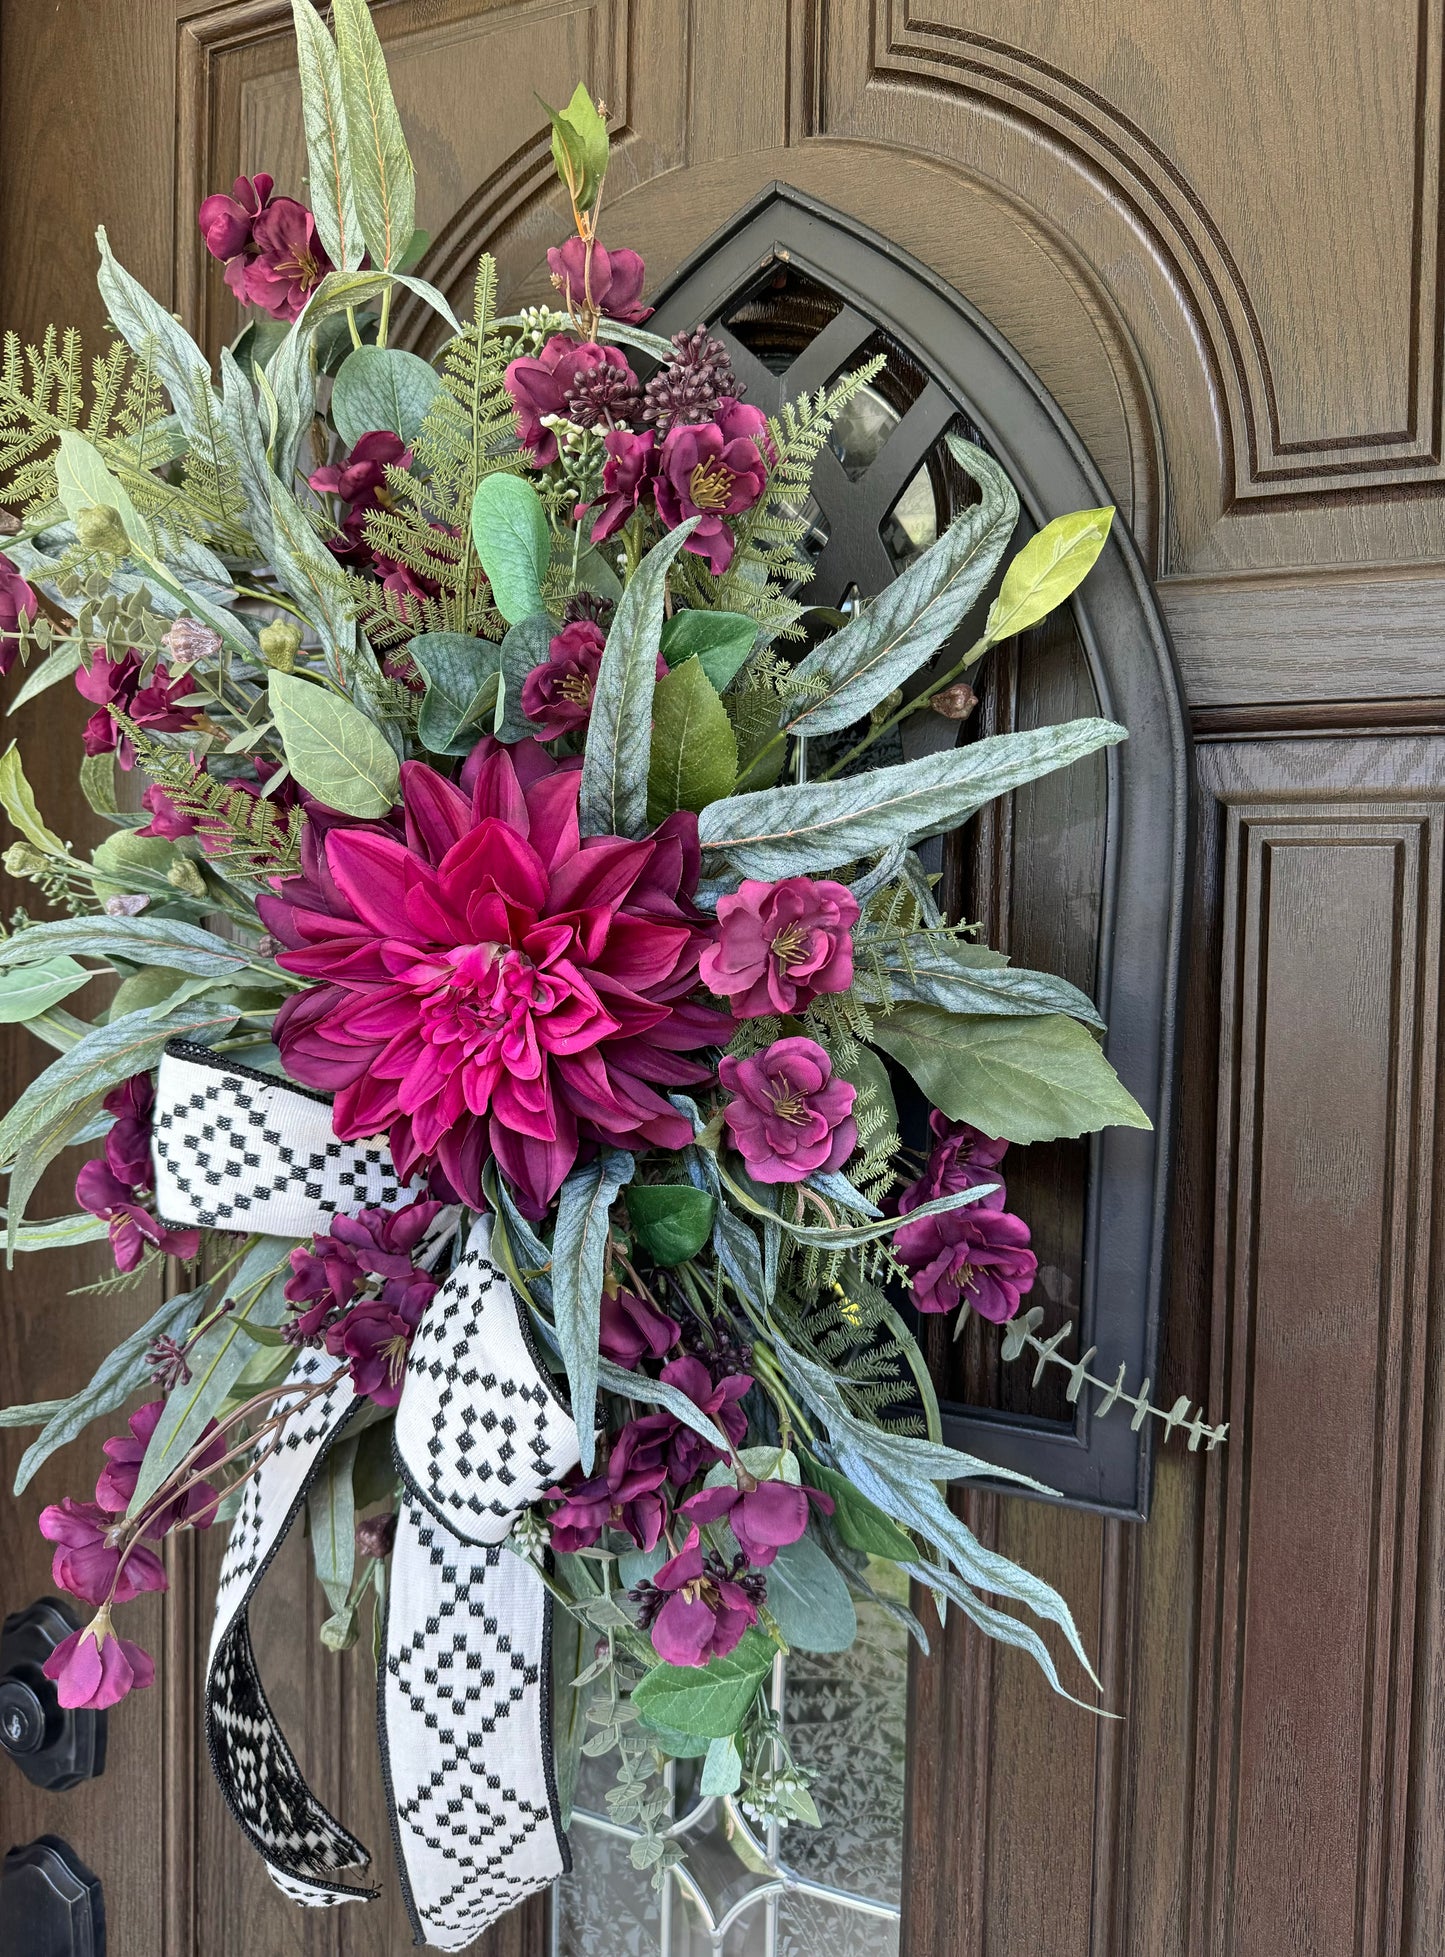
[269,671,399,817]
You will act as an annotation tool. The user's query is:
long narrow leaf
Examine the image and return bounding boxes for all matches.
[333,0,416,271]
[291,0,364,271]
[550,1150,635,1471]
[0,917,251,979]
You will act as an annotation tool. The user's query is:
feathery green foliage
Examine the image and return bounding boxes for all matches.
[0,327,168,522]
[112,717,303,880]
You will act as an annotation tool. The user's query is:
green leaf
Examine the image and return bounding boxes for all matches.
[0,744,67,855]
[332,0,416,270]
[0,1211,108,1253]
[9,1284,208,1493]
[624,1185,715,1267]
[269,671,399,817]
[8,640,85,715]
[723,688,785,795]
[0,957,91,1023]
[659,610,757,692]
[803,1458,916,1561]
[218,348,277,561]
[856,933,1106,1030]
[408,632,502,755]
[631,1626,775,1738]
[290,0,364,271]
[761,1533,858,1652]
[632,1716,711,1760]
[541,83,610,214]
[700,1735,743,1796]
[551,1150,635,1473]
[580,520,697,840]
[595,1359,730,1456]
[869,1007,1151,1144]
[79,752,118,819]
[95,230,224,460]
[54,430,151,552]
[0,917,250,979]
[981,506,1114,649]
[265,476,357,672]
[645,655,737,825]
[495,615,553,742]
[783,438,1017,737]
[309,1431,358,1617]
[470,473,550,625]
[331,344,442,448]
[698,718,1126,878]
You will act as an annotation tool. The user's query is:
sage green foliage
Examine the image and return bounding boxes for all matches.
[408,632,502,754]
[624,1185,716,1267]
[269,671,400,817]
[760,1534,857,1652]
[0,956,90,1023]
[645,655,737,823]
[290,0,363,271]
[659,609,756,691]
[495,615,553,741]
[541,83,610,214]
[632,1626,776,1737]
[331,345,442,448]
[469,473,550,624]
[803,1458,916,1561]
[551,1151,635,1473]
[331,0,415,270]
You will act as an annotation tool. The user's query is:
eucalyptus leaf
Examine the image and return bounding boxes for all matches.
[309,1431,359,1617]
[700,1735,743,1797]
[332,0,416,270]
[0,916,250,979]
[646,655,737,824]
[470,474,549,624]
[981,506,1114,649]
[697,718,1126,878]
[290,0,364,272]
[870,1007,1151,1144]
[0,957,91,1023]
[552,1150,635,1472]
[762,1533,858,1652]
[0,1211,108,1253]
[495,615,553,742]
[580,520,697,840]
[623,1184,715,1267]
[631,1625,775,1738]
[409,632,502,754]
[331,344,442,448]
[782,438,1017,737]
[269,671,399,817]
[659,610,756,691]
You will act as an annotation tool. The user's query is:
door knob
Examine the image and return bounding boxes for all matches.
[0,1838,105,1957]
[0,1601,106,1791]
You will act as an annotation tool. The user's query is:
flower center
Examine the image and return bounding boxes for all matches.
[688,458,736,511]
[767,1082,809,1124]
[279,245,323,291]
[558,670,594,706]
[417,943,554,1059]
[382,1331,412,1386]
[770,923,808,968]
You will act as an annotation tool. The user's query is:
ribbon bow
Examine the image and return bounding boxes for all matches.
[153,1040,581,1951]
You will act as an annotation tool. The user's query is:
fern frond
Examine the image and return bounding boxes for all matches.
[114,715,303,880]
[0,326,169,521]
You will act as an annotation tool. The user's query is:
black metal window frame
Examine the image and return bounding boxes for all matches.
[647,185,1192,1519]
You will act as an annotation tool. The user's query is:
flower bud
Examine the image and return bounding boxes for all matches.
[4,841,50,877]
[162,617,223,669]
[930,681,979,722]
[258,619,302,671]
[73,504,131,556]
[355,1512,397,1560]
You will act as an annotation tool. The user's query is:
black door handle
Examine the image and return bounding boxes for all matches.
[0,1839,105,1957]
[0,1602,106,1792]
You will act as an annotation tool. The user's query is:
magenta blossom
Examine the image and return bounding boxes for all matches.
[75,1159,201,1274]
[233,196,333,320]
[309,431,410,560]
[898,1112,1008,1212]
[327,1278,436,1407]
[634,1527,762,1667]
[546,1410,676,1552]
[504,334,638,465]
[589,427,657,544]
[198,172,274,262]
[262,739,730,1216]
[285,1198,442,1342]
[74,649,197,768]
[700,877,859,1018]
[718,1037,857,1185]
[659,1355,750,1484]
[681,1476,833,1568]
[101,1073,155,1188]
[548,237,653,324]
[654,413,768,575]
[520,619,665,741]
[0,552,38,676]
[43,1609,154,1711]
[97,1400,224,1535]
[895,1197,1037,1321]
[38,1499,166,1608]
[599,1288,681,1369]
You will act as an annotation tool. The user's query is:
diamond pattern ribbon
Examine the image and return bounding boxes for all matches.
[154,1040,581,1951]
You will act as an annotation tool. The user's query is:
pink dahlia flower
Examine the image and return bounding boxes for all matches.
[548,237,653,324]
[43,1610,154,1711]
[700,875,860,1018]
[262,739,731,1216]
[718,1036,857,1184]
[894,1198,1037,1321]
[654,407,769,575]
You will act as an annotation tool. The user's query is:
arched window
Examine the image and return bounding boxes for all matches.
[649,186,1191,1518]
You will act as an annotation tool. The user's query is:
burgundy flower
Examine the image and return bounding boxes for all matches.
[700,877,860,1018]
[0,552,38,677]
[504,335,638,466]
[74,650,197,768]
[898,1112,1009,1214]
[198,173,274,264]
[101,1073,155,1189]
[42,1610,154,1711]
[261,739,731,1216]
[309,432,410,560]
[589,427,657,544]
[235,196,333,320]
[545,1411,677,1552]
[653,407,769,574]
[638,1527,759,1667]
[96,1401,224,1535]
[285,1198,440,1342]
[75,1159,200,1274]
[327,1282,435,1407]
[599,1288,681,1369]
[718,1037,857,1185]
[520,620,665,741]
[547,1475,614,1553]
[38,1499,167,1608]
[547,237,653,324]
[895,1198,1037,1321]
[681,1476,833,1568]
[660,1355,750,1485]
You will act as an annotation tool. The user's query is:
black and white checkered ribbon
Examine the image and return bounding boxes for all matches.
[155,1041,582,1951]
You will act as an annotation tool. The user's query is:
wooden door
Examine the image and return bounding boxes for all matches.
[2,4,1441,1954]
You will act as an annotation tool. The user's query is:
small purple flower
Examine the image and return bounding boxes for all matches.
[588,427,657,544]
[38,1500,167,1608]
[504,334,639,465]
[636,1526,760,1667]
[75,1159,200,1274]
[659,1356,750,1485]
[96,1401,223,1536]
[599,1288,681,1369]
[547,237,652,324]
[198,173,274,264]
[680,1476,833,1568]
[718,1037,857,1185]
[74,650,197,768]
[327,1283,434,1407]
[898,1112,1009,1213]
[236,196,333,320]
[894,1199,1037,1321]
[101,1073,156,1188]
[308,431,411,560]
[654,413,769,575]
[0,552,38,677]
[521,619,605,739]
[700,877,860,1019]
[286,1199,442,1348]
[42,1609,154,1711]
